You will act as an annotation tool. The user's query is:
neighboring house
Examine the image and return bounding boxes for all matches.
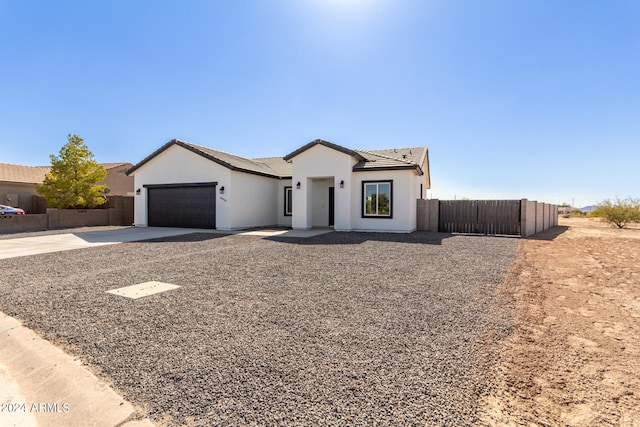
[558,206,573,215]
[0,162,134,213]
[97,163,136,196]
[127,139,430,233]
[0,164,50,213]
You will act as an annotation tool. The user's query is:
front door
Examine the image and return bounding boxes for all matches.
[328,187,335,226]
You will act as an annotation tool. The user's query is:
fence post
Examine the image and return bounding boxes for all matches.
[544,204,550,230]
[429,199,439,232]
[417,199,425,231]
[47,208,59,229]
[520,199,528,237]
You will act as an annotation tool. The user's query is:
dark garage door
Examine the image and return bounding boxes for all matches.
[146,183,216,229]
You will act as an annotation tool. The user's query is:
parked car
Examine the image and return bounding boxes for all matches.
[0,204,25,215]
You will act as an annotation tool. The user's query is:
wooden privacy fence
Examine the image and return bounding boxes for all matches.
[439,200,521,235]
[416,199,558,237]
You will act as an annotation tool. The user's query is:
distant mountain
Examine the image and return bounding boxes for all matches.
[581,205,597,213]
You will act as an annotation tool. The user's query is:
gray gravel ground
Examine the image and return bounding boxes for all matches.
[0,231,518,426]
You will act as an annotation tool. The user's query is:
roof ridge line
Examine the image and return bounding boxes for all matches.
[252,155,285,160]
[174,140,287,178]
[0,163,51,168]
[181,140,274,167]
[179,140,244,159]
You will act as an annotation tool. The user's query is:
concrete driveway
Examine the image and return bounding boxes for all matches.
[0,227,332,260]
[0,227,216,260]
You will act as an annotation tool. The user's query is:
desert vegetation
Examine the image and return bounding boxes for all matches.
[589,197,640,228]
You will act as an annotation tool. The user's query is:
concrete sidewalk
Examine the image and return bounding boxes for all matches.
[0,226,333,260]
[0,312,154,427]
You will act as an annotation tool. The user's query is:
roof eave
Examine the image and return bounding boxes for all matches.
[423,149,431,189]
[352,165,424,175]
[126,139,180,176]
[127,139,283,179]
[228,167,283,180]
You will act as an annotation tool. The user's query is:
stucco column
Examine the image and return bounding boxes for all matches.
[334,177,351,231]
[291,178,310,230]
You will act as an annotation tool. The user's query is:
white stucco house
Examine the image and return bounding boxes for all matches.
[126,138,430,233]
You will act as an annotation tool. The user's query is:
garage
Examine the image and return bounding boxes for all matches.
[144,182,217,229]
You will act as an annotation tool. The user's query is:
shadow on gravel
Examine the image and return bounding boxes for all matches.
[130,233,232,243]
[525,226,569,241]
[266,230,455,245]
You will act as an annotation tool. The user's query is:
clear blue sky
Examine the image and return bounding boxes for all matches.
[1,0,638,208]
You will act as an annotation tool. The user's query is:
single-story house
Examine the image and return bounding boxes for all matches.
[126,139,430,233]
[557,206,573,215]
[0,162,134,213]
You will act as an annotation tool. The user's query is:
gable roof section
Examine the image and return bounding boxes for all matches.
[127,139,292,179]
[283,139,427,176]
[127,138,428,180]
[283,139,367,162]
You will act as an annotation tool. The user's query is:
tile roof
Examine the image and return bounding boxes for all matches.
[127,139,291,178]
[127,139,428,179]
[282,139,427,175]
[187,142,291,178]
[252,156,292,177]
[100,162,133,171]
[354,147,428,175]
[0,163,133,184]
[0,163,50,184]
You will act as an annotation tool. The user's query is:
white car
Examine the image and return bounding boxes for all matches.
[0,204,25,215]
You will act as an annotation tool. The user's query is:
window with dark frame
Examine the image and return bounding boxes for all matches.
[284,186,292,216]
[362,180,392,218]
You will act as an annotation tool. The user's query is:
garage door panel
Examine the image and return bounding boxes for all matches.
[147,185,216,229]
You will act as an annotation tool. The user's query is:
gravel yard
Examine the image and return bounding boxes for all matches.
[0,231,518,426]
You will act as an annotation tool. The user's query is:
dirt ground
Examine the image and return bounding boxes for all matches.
[481,217,640,426]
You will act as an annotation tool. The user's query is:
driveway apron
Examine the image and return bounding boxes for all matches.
[0,227,218,260]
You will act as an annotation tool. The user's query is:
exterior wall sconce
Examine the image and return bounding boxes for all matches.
[339,180,344,188]
[296,182,301,189]
[135,188,141,195]
[219,186,225,194]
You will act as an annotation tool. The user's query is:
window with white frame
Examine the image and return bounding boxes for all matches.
[362,180,392,218]
[284,186,292,216]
